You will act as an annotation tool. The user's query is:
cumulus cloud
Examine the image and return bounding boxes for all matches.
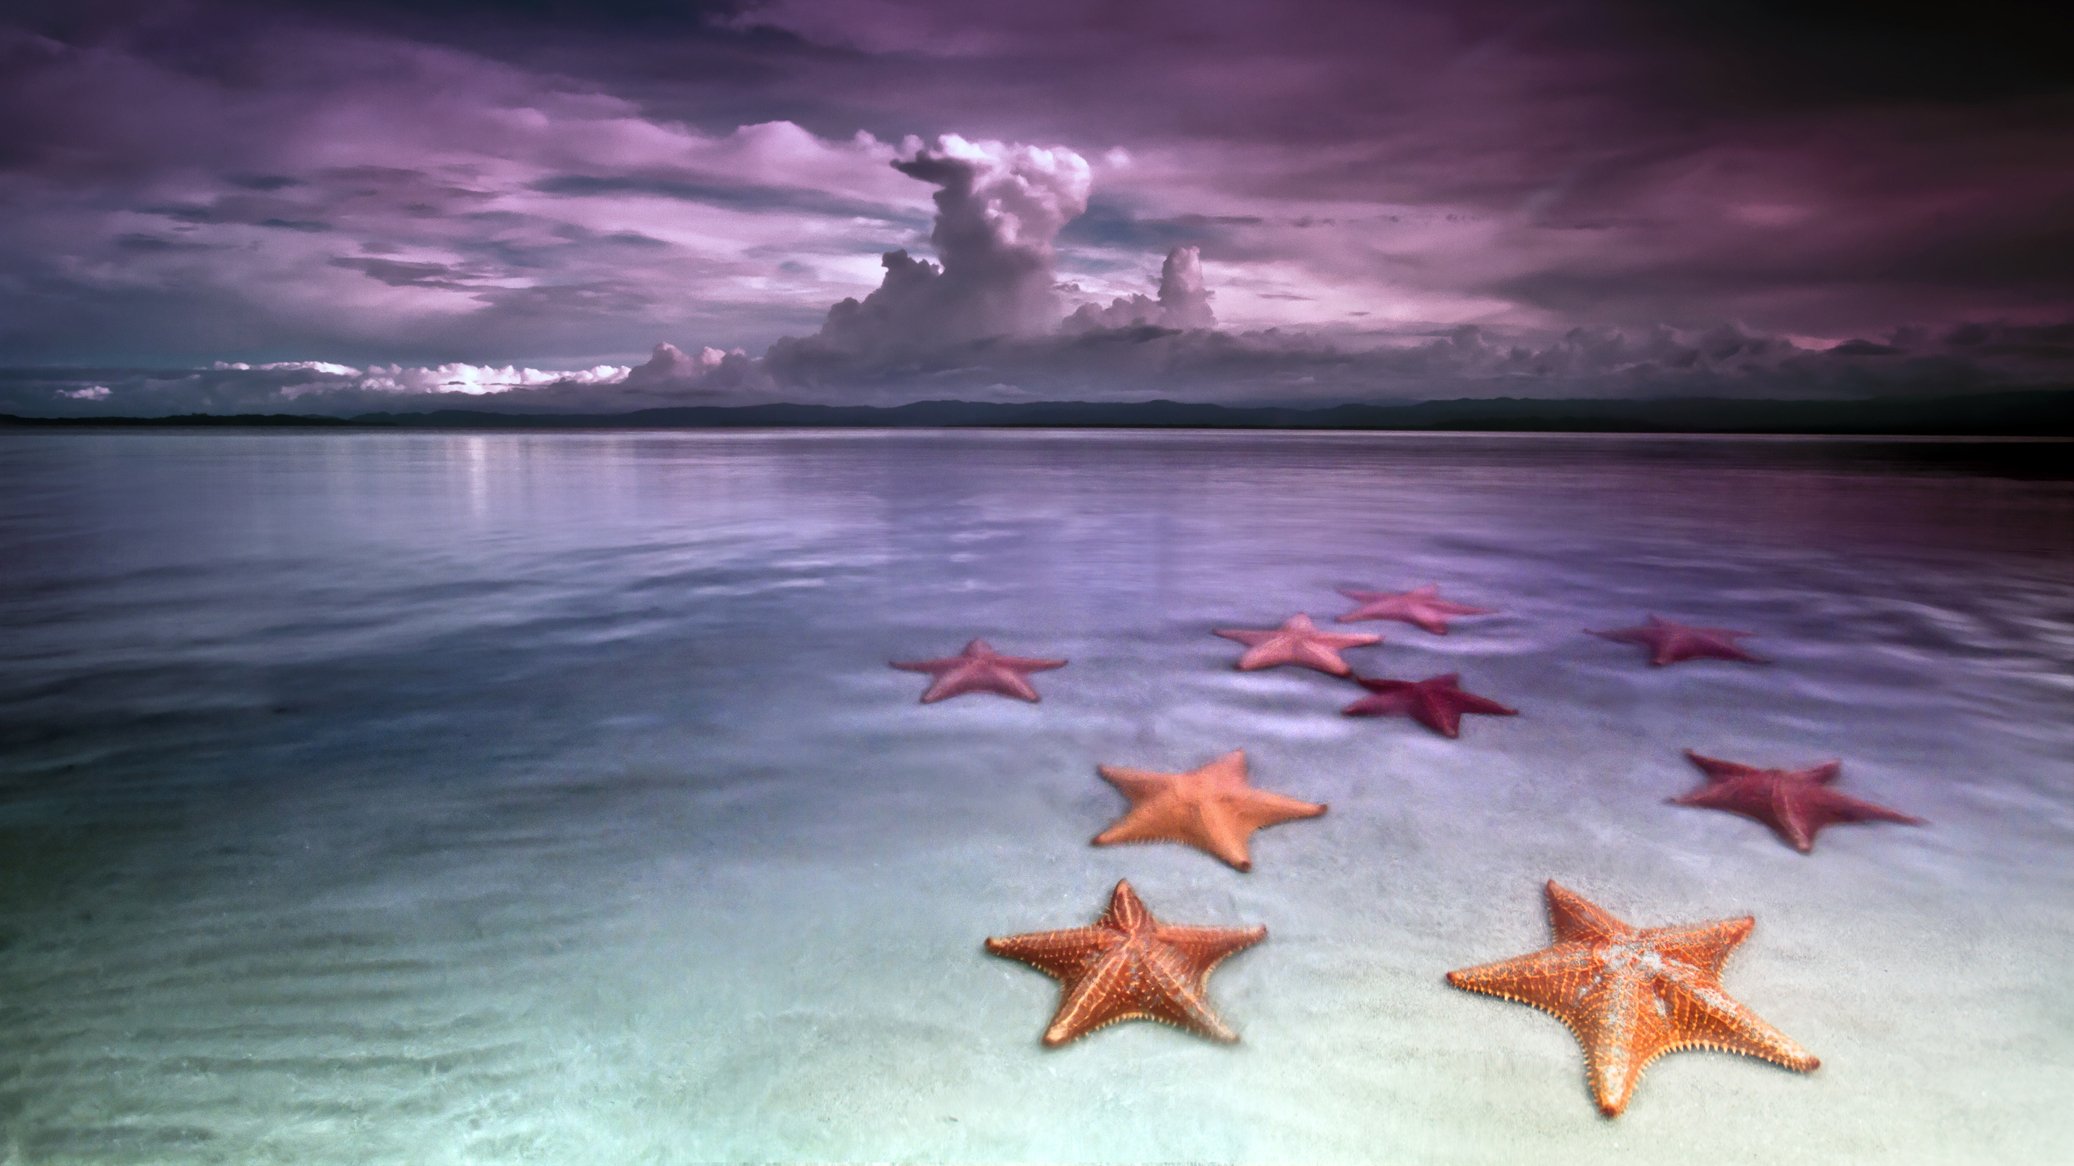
[763,135,1091,379]
[1062,245,1216,332]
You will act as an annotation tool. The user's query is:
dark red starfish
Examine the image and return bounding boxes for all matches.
[889,638,1066,703]
[1588,615,1767,666]
[1341,673,1518,738]
[1673,750,1924,853]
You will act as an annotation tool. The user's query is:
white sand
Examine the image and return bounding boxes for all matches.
[0,430,2068,1164]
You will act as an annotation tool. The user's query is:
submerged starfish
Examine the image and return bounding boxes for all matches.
[1588,615,1767,666]
[1213,613,1381,676]
[1336,584,1494,634]
[1341,673,1518,738]
[1447,880,1820,1117]
[1093,749,1327,871]
[889,639,1066,703]
[1673,750,1924,853]
[985,880,1266,1046]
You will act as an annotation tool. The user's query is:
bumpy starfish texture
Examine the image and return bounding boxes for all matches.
[1093,749,1327,871]
[985,880,1266,1046]
[1451,875,1825,1112]
[1447,880,1819,1117]
[1673,750,1924,853]
[1341,672,1517,738]
[1213,613,1381,676]
[1336,584,1493,634]
[889,638,1066,703]
[1588,615,1767,666]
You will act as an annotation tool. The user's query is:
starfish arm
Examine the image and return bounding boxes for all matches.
[1806,790,1926,830]
[995,655,1068,672]
[1234,789,1329,825]
[1318,629,1384,650]
[1097,765,1177,804]
[1544,881,1632,944]
[1642,917,1753,975]
[1041,949,1139,1045]
[984,927,1113,982]
[1099,881,1151,930]
[1090,800,1204,852]
[1213,628,1275,648]
[1575,969,1676,1116]
[981,668,1045,702]
[1806,760,1844,785]
[887,658,952,674]
[1154,922,1267,974]
[1412,692,1465,737]
[1659,966,1820,1071]
[1445,942,1603,1014]
[1451,691,1519,716]
[1193,802,1258,870]
[1140,945,1241,1042]
[1294,641,1355,675]
[1684,751,1765,782]
[1233,640,1296,670]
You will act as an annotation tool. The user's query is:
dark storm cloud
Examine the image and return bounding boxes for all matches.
[0,0,2069,401]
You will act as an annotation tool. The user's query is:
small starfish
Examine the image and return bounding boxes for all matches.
[1337,584,1493,634]
[1673,750,1925,853]
[1341,673,1517,738]
[1093,749,1327,871]
[1213,613,1381,676]
[1588,615,1766,666]
[1447,880,1820,1117]
[986,880,1266,1047]
[889,638,1066,703]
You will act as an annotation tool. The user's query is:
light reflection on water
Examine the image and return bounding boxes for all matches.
[0,430,2069,1164]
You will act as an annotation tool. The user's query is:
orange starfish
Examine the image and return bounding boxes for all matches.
[985,879,1266,1046]
[1447,880,1820,1117]
[889,638,1066,703]
[1213,613,1381,675]
[1092,749,1327,871]
[1588,615,1767,666]
[1337,584,1493,634]
[1674,750,1925,853]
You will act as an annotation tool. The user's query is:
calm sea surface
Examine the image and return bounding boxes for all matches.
[2,430,2070,1164]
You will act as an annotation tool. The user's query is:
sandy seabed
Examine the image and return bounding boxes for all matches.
[1,430,2069,1164]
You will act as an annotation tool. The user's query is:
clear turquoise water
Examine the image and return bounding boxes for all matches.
[1,430,2070,1164]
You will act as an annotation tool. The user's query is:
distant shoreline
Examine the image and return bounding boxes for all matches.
[2,388,2069,437]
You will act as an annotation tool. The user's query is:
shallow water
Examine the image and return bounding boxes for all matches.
[1,429,2070,1164]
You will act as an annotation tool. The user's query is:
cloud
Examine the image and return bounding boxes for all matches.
[761,135,1092,383]
[1062,244,1215,332]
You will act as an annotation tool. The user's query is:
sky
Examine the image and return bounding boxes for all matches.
[2,0,2071,414]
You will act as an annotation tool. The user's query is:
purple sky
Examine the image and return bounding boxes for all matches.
[3,0,2071,413]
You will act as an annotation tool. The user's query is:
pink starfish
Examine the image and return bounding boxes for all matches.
[1673,750,1925,853]
[1336,584,1493,634]
[890,639,1067,703]
[1341,673,1518,738]
[1213,613,1381,676]
[1588,615,1767,666]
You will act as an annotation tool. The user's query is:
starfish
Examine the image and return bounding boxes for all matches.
[1588,615,1767,666]
[1337,584,1493,634]
[889,638,1066,703]
[1673,750,1924,853]
[985,879,1266,1047]
[1212,613,1381,676]
[1341,672,1517,738]
[1092,749,1327,871]
[1447,880,1820,1117]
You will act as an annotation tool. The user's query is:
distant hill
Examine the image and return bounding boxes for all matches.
[4,388,2069,435]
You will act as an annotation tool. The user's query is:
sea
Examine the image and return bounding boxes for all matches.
[1,428,2069,1165]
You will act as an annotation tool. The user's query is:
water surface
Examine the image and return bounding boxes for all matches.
[2,430,2070,1164]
